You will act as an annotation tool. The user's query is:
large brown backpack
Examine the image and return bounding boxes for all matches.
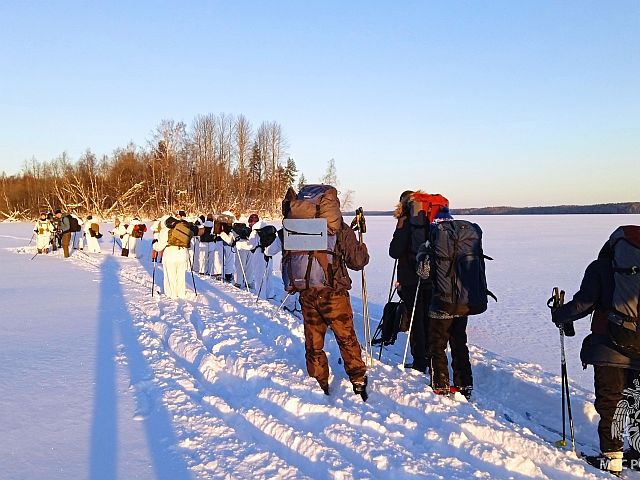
[168,221,194,248]
[285,185,342,235]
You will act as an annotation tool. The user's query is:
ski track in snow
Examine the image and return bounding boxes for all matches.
[9,243,639,480]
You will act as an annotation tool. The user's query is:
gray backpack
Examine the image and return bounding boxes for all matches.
[281,218,337,293]
[607,226,640,357]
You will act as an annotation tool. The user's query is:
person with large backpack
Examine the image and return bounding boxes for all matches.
[70,212,84,251]
[417,207,492,400]
[553,226,640,475]
[236,219,280,298]
[281,185,369,400]
[195,214,215,275]
[126,217,146,258]
[232,214,257,288]
[83,215,102,253]
[152,215,197,299]
[389,190,448,373]
[56,209,73,258]
[212,211,237,282]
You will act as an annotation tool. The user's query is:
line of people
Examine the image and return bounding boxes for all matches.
[33,209,102,257]
[150,210,282,300]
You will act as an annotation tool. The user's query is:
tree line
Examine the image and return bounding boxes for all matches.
[0,114,304,220]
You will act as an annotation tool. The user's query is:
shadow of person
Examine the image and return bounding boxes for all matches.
[90,256,191,480]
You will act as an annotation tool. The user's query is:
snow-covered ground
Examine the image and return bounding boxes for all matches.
[1,214,639,479]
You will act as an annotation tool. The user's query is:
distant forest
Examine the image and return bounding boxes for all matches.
[0,114,305,221]
[364,202,640,216]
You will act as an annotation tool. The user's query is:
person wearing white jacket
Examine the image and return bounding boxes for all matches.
[126,217,145,258]
[196,215,215,275]
[111,219,129,256]
[212,211,236,282]
[153,215,191,299]
[71,213,84,251]
[83,215,101,253]
[236,220,281,299]
[33,213,54,254]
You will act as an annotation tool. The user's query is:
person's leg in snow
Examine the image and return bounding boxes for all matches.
[300,287,367,399]
[449,316,473,398]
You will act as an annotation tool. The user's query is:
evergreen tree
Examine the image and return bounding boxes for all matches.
[297,173,307,191]
[284,157,298,188]
[320,158,338,187]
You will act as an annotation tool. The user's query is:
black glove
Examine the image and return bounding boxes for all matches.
[551,309,576,336]
[416,242,430,263]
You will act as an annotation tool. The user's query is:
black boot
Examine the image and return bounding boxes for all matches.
[318,380,330,396]
[352,376,368,402]
[584,452,623,476]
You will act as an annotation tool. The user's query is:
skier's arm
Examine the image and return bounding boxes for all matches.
[389,216,410,259]
[552,260,602,324]
[219,231,235,245]
[153,229,169,251]
[338,222,369,271]
[236,230,260,250]
[264,236,281,257]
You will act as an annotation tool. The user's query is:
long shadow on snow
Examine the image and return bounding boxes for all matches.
[89,256,191,480]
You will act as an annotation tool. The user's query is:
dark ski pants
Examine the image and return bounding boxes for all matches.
[428,316,472,390]
[61,232,71,258]
[299,287,366,388]
[399,283,431,372]
[594,365,640,453]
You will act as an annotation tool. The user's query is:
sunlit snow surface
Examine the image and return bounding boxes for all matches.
[1,215,639,479]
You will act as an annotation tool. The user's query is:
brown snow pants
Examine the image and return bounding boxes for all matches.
[61,232,71,258]
[299,287,366,388]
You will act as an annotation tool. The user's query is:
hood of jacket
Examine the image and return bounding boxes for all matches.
[394,190,420,218]
[252,220,266,230]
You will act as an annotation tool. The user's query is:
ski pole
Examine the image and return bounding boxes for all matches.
[188,254,197,296]
[375,259,398,360]
[352,207,373,365]
[271,292,293,319]
[402,278,421,368]
[30,251,39,261]
[222,242,226,282]
[28,233,35,246]
[235,248,251,293]
[151,260,157,297]
[548,287,576,453]
[255,256,269,303]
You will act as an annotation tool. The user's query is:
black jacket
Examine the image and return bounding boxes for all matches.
[389,216,419,288]
[554,253,640,369]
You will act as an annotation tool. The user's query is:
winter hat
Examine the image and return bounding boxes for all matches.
[165,216,179,229]
[54,209,62,215]
[252,220,266,230]
[87,215,93,220]
[248,213,259,227]
[177,210,186,218]
[199,215,206,223]
[221,211,236,222]
[432,206,453,223]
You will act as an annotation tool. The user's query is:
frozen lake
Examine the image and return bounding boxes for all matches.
[2,214,640,479]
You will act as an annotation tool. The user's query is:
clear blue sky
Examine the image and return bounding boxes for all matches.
[1,1,638,209]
